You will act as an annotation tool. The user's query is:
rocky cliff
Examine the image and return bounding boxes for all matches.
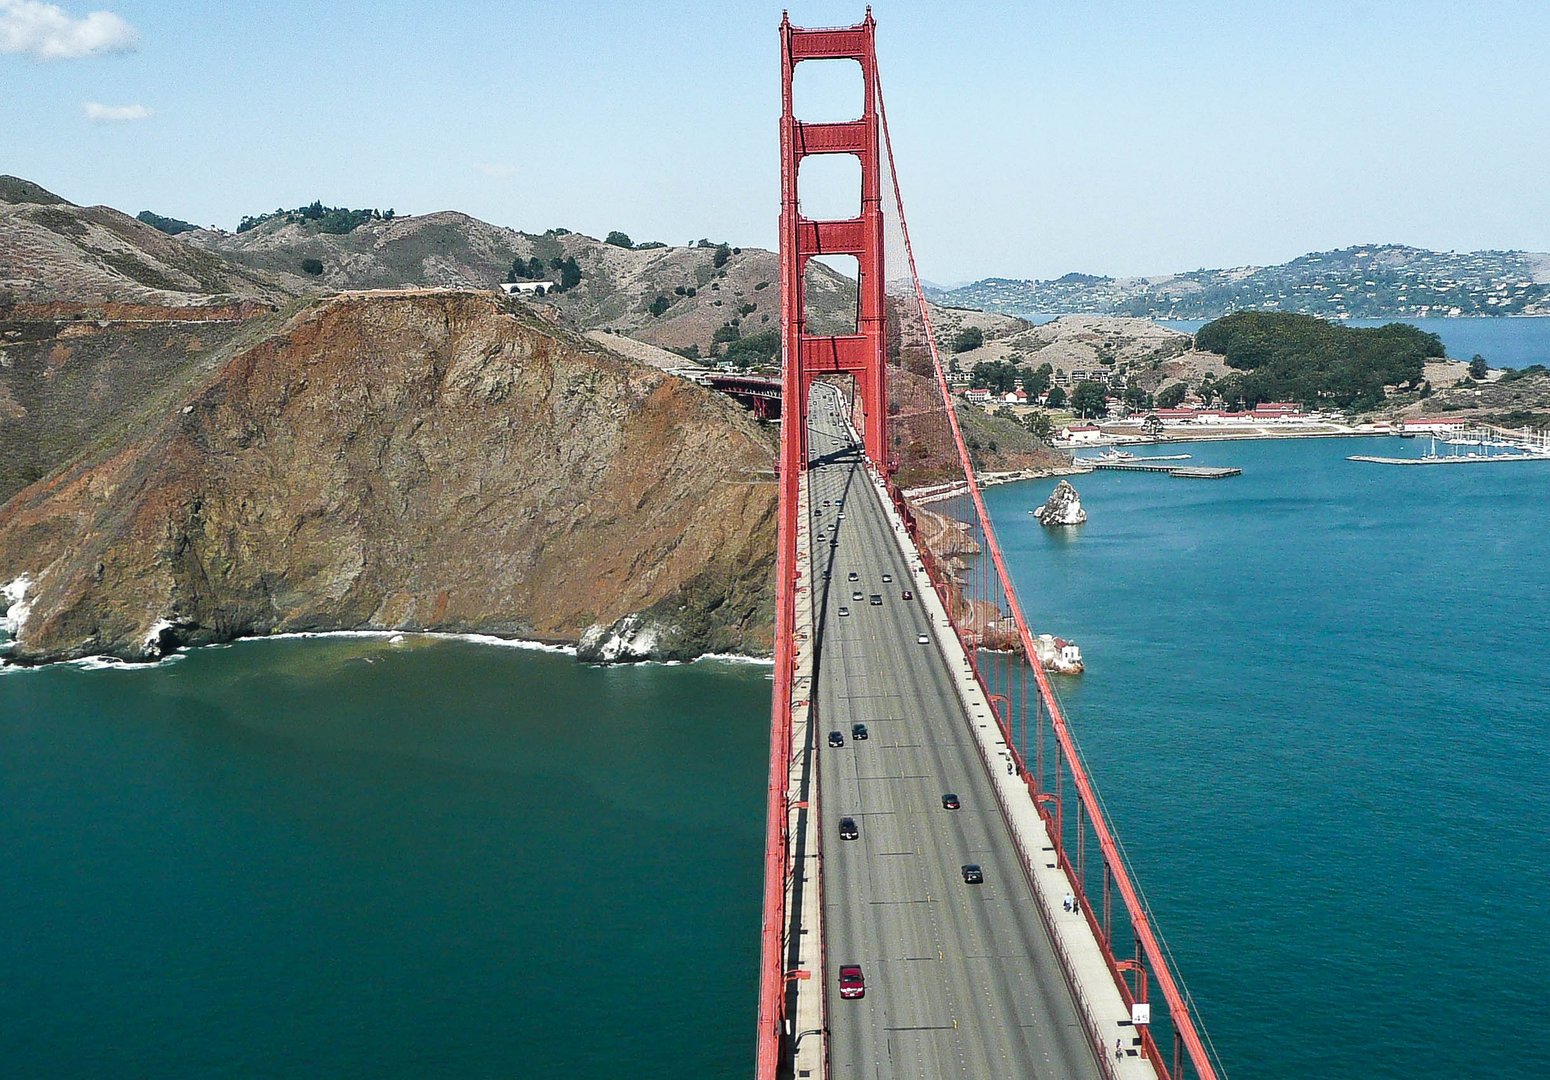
[0,290,777,664]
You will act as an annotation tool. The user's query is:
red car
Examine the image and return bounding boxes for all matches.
[838,964,865,999]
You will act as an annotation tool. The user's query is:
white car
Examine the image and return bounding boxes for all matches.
[916,634,929,644]
[839,607,851,617]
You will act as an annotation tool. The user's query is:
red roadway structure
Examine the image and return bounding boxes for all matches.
[759,10,1223,1080]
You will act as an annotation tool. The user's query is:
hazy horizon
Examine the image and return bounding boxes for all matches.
[6,0,1550,282]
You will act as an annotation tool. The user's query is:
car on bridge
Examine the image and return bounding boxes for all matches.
[882,573,892,582]
[961,864,984,884]
[869,594,882,606]
[847,571,859,582]
[851,723,868,740]
[916,633,930,644]
[839,606,850,617]
[851,591,863,601]
[902,589,914,600]
[942,793,960,810]
[838,964,865,999]
[838,816,858,840]
[828,731,845,747]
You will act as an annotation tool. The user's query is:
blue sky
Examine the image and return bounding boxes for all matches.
[5,0,1550,282]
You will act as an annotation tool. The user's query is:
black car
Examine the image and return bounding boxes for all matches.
[961,864,984,884]
[851,722,868,741]
[839,816,858,840]
[942,793,960,810]
[828,731,844,747]
[902,589,914,600]
[869,594,882,606]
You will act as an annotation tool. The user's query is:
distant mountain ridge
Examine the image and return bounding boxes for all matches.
[0,176,293,311]
[935,244,1550,320]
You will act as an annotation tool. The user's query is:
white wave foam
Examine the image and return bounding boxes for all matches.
[63,651,188,672]
[2,574,34,638]
[241,628,578,655]
[695,652,775,667]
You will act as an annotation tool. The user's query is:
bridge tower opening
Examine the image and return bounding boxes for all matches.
[778,8,888,476]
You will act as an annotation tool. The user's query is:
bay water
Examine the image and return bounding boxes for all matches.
[3,435,1547,1077]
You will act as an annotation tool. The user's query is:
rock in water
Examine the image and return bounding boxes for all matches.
[1033,480,1087,526]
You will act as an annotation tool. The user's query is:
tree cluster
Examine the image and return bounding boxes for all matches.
[136,210,198,235]
[1071,380,1109,418]
[951,325,984,353]
[724,328,780,367]
[968,359,1019,393]
[506,256,546,282]
[1194,311,1442,411]
[236,201,394,235]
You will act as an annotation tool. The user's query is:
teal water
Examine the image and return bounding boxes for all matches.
[3,437,1547,1078]
[0,638,770,1078]
[986,438,1550,1079]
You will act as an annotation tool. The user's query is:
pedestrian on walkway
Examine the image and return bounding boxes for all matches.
[1115,1038,1123,1060]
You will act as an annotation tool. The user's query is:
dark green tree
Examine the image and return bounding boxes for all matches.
[1468,354,1489,380]
[712,243,732,268]
[605,231,633,248]
[648,295,671,317]
[952,326,984,353]
[1027,412,1055,441]
[136,210,198,235]
[1071,380,1109,418]
[1045,384,1067,409]
[1021,365,1051,400]
[1156,382,1189,408]
[548,256,582,291]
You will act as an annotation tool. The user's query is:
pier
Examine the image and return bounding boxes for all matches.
[1091,461,1242,479]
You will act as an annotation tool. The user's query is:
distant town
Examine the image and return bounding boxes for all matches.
[934,244,1550,320]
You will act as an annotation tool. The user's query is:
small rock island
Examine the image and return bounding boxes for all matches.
[1033,480,1088,526]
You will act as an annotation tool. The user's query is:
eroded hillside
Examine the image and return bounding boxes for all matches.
[0,291,777,664]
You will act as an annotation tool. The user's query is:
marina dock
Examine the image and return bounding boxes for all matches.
[1348,453,1550,466]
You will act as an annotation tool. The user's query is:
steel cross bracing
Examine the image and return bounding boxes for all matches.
[758,10,1225,1080]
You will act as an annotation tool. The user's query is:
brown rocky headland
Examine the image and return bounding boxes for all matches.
[0,290,777,665]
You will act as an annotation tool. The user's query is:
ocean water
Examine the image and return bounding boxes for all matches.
[986,437,1550,1079]
[3,436,1547,1078]
[0,637,770,1079]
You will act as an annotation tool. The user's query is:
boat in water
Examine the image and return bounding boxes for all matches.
[1076,449,1134,464]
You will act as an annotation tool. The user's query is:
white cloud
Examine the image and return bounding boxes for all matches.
[0,0,138,60]
[476,163,520,179]
[83,100,151,122]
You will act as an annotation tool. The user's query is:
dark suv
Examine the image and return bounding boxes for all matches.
[839,816,858,840]
[828,731,844,748]
[851,722,868,741]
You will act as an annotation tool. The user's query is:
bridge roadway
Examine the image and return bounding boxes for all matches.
[805,384,1103,1080]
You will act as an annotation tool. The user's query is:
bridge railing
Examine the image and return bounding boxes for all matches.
[874,65,1228,1080]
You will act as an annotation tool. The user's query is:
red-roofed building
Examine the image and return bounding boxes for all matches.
[1253,402,1303,419]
